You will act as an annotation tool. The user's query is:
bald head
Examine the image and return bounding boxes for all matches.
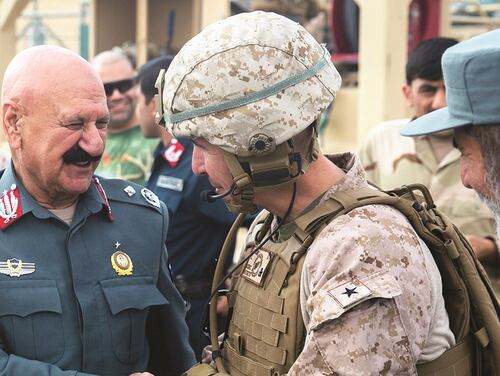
[1,45,109,209]
[2,45,104,111]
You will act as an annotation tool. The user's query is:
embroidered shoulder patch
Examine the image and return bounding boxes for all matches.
[327,279,372,309]
[141,188,161,208]
[242,249,274,287]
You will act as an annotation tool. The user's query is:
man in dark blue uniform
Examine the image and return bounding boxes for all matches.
[0,46,195,375]
[136,56,241,358]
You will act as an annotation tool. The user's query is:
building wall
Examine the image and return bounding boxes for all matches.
[16,0,83,55]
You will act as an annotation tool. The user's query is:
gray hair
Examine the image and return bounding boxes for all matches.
[462,124,500,218]
[91,48,132,70]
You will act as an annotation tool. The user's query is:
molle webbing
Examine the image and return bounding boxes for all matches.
[224,212,316,375]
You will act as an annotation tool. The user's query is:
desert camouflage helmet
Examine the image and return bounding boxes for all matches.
[156,11,341,157]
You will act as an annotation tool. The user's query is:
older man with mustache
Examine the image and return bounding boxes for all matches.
[0,45,195,375]
[401,29,500,292]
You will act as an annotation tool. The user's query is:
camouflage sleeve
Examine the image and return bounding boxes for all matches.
[291,204,435,375]
[289,299,417,375]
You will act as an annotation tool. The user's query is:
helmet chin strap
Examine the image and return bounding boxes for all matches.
[223,152,258,214]
[221,132,320,214]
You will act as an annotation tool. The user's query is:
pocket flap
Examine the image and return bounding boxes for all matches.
[0,280,62,317]
[100,276,168,315]
[308,271,402,331]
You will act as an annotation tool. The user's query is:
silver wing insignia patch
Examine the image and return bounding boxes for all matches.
[0,258,35,277]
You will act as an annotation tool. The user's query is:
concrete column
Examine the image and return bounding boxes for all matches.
[356,0,410,138]
[191,0,202,36]
[136,0,148,67]
[440,0,452,36]
[201,0,229,28]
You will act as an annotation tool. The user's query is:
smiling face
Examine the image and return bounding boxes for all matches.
[454,128,500,216]
[403,78,447,119]
[453,130,488,198]
[96,58,137,132]
[2,47,109,208]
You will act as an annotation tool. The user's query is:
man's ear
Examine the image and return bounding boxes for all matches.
[2,102,22,149]
[402,83,413,108]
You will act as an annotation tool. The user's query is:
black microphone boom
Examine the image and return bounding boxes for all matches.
[200,184,235,203]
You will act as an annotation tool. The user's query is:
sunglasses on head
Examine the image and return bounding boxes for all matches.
[103,78,134,96]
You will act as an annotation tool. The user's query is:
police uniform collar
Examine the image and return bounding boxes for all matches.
[0,162,52,229]
[82,176,114,221]
[155,137,192,154]
[152,140,165,159]
[154,137,192,168]
[0,165,114,230]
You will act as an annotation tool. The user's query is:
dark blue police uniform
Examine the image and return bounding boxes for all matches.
[0,163,195,375]
[146,138,238,358]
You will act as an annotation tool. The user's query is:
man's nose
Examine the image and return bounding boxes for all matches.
[80,124,105,156]
[191,146,206,176]
[108,87,126,100]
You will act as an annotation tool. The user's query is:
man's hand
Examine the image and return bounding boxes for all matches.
[216,295,229,317]
[465,235,499,265]
[201,333,225,364]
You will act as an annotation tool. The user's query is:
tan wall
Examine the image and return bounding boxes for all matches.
[16,0,81,53]
[92,0,135,56]
[321,88,358,153]
[90,0,228,66]
[1,0,79,87]
[147,0,197,55]
[201,0,228,28]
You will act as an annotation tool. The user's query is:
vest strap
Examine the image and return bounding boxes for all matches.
[474,327,490,348]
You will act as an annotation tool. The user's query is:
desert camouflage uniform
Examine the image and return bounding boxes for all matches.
[236,153,455,375]
[160,12,455,373]
[359,120,499,295]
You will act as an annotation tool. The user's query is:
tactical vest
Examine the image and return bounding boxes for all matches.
[219,184,500,376]
[223,212,309,376]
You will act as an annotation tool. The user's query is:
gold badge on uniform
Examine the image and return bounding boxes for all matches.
[111,242,133,276]
[242,249,273,286]
[0,258,35,277]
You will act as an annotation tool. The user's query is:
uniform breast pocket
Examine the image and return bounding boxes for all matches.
[100,277,168,364]
[0,280,64,363]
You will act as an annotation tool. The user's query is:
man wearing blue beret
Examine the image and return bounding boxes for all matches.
[401,29,500,287]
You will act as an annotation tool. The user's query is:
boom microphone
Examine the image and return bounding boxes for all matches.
[200,184,235,203]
